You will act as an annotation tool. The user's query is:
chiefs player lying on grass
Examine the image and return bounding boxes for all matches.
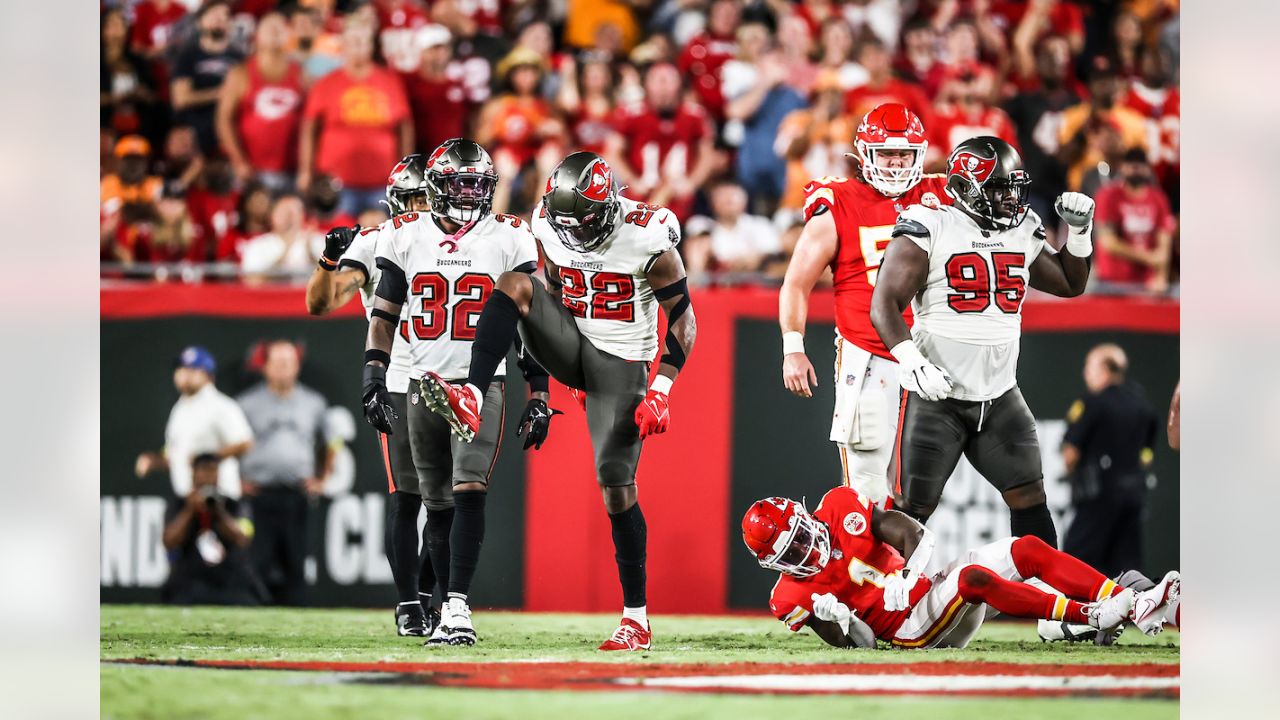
[742,487,1180,649]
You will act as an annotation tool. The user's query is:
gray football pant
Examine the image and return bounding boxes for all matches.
[518,280,648,488]
[407,380,505,509]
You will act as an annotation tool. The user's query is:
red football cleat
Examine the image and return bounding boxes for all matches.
[419,372,482,442]
[597,618,652,652]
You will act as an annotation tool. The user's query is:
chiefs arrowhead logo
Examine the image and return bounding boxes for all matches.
[949,151,996,185]
[580,159,613,202]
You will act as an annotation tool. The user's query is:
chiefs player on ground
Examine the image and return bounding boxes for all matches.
[743,488,1180,649]
[780,103,950,506]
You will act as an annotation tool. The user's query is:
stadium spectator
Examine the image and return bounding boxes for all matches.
[161,453,262,606]
[159,125,204,192]
[134,183,199,263]
[102,8,162,145]
[216,11,306,192]
[302,174,358,233]
[722,21,807,208]
[298,18,413,216]
[237,339,332,607]
[775,12,817,97]
[814,18,867,91]
[843,37,933,130]
[288,2,341,82]
[171,1,244,155]
[475,47,565,213]
[676,0,740,121]
[217,182,273,262]
[1092,149,1176,294]
[606,61,718,221]
[700,181,782,273]
[563,0,644,53]
[894,17,938,90]
[926,65,1018,170]
[374,0,432,73]
[1106,10,1145,81]
[991,0,1084,55]
[401,24,470,155]
[557,54,617,156]
[135,346,254,500]
[1057,58,1146,192]
[1123,44,1180,211]
[185,157,241,262]
[773,70,855,215]
[131,1,188,65]
[1004,34,1079,224]
[840,0,904,50]
[101,135,164,264]
[1061,343,1158,578]
[792,0,837,39]
[923,20,997,100]
[240,193,324,283]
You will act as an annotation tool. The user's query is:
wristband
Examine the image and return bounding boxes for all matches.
[318,255,338,271]
[889,340,927,368]
[649,374,674,396]
[365,349,391,365]
[782,331,805,355]
[1064,223,1093,258]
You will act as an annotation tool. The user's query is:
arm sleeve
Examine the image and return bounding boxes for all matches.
[892,204,939,254]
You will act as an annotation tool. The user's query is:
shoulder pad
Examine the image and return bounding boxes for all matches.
[893,217,930,238]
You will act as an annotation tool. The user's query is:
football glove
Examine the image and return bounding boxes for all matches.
[811,592,852,634]
[1054,192,1095,258]
[635,389,670,439]
[516,398,562,450]
[891,341,952,402]
[882,570,919,612]
[321,225,359,266]
[361,363,398,434]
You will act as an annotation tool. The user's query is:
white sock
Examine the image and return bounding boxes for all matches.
[622,605,648,629]
[465,383,484,409]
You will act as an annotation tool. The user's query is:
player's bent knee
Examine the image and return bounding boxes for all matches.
[453,480,487,494]
[422,497,455,511]
[496,271,534,304]
[601,484,637,514]
[1001,481,1047,509]
[957,565,996,595]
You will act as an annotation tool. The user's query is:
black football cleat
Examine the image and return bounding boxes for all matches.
[396,602,429,637]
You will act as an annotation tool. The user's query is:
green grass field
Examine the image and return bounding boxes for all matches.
[101,605,1179,720]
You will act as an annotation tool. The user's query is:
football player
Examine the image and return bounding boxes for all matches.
[780,103,952,506]
[743,488,1181,649]
[304,155,441,638]
[360,139,556,646]
[870,136,1093,548]
[419,151,697,651]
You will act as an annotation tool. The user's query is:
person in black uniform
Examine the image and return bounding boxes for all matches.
[1061,344,1158,577]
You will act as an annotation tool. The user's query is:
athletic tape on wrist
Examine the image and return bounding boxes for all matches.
[365,349,391,365]
[782,332,805,355]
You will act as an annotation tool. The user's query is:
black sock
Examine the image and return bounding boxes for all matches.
[1010,503,1058,548]
[386,492,422,603]
[609,503,647,608]
[417,514,434,604]
[446,491,487,597]
[466,290,521,395]
[425,507,454,601]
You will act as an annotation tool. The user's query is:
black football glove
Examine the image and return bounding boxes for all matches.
[321,225,360,267]
[362,363,398,434]
[516,398,562,450]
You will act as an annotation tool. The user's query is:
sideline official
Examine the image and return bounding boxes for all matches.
[1061,344,1158,576]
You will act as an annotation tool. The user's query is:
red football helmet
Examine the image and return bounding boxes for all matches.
[742,497,831,578]
[853,103,928,197]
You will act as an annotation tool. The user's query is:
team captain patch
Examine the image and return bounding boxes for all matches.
[843,511,867,536]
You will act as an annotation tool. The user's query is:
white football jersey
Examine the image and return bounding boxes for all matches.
[533,196,682,362]
[894,204,1047,401]
[375,211,538,381]
[338,227,412,394]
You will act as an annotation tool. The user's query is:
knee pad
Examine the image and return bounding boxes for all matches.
[957,565,997,597]
[596,460,636,489]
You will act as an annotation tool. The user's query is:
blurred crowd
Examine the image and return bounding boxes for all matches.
[101,0,1179,295]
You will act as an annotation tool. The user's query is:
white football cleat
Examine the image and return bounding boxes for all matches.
[427,597,477,646]
[1131,571,1180,636]
[1086,587,1135,632]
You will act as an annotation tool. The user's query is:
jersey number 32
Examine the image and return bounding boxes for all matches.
[398,272,495,342]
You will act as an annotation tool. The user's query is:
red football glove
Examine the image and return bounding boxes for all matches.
[634,390,670,439]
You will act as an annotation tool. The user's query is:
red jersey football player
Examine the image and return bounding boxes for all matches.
[779,102,949,506]
[742,487,1180,649]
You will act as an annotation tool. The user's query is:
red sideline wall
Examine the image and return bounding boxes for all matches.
[101,285,1178,613]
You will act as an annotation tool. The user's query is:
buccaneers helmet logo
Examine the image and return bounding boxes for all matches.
[950,151,996,184]
[581,159,613,201]
[425,144,450,169]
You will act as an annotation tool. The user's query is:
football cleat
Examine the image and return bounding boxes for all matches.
[1131,571,1180,636]
[1037,619,1124,646]
[427,597,477,646]
[424,605,441,637]
[395,602,429,637]
[1086,587,1135,632]
[597,618,652,652]
[420,372,481,443]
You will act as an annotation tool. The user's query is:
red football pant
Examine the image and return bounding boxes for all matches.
[955,537,1122,625]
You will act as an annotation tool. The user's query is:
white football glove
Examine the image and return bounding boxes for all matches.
[890,341,952,402]
[882,570,919,612]
[811,592,852,635]
[1054,192,1095,258]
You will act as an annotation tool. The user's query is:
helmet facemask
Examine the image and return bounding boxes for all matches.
[546,197,618,253]
[427,171,496,225]
[857,139,927,197]
[755,504,831,578]
[951,169,1031,231]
